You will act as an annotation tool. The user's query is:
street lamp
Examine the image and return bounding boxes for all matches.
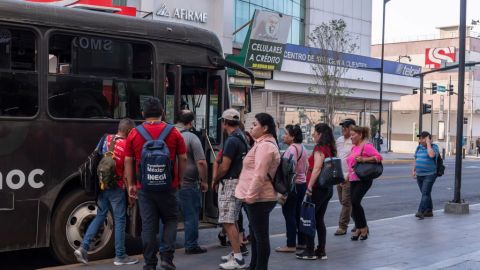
[379,0,390,149]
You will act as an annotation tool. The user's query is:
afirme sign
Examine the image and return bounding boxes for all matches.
[155,2,208,24]
[245,10,292,71]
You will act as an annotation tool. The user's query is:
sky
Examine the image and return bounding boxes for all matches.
[371,0,480,44]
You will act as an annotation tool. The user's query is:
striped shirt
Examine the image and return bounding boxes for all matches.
[414,144,439,176]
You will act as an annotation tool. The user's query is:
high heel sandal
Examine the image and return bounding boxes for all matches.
[351,230,361,241]
[360,228,369,241]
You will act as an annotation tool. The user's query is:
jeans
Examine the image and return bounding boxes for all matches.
[350,179,373,229]
[305,187,333,253]
[178,186,202,249]
[417,174,437,213]
[337,181,352,230]
[82,188,126,258]
[281,183,307,247]
[246,201,276,270]
[138,189,178,267]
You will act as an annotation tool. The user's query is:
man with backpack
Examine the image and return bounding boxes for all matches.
[212,108,249,269]
[412,131,443,220]
[174,110,208,254]
[125,97,187,270]
[74,118,138,266]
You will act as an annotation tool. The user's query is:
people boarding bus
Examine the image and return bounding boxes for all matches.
[0,0,253,264]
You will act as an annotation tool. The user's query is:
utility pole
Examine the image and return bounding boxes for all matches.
[418,75,424,134]
[445,0,469,213]
[447,76,452,155]
[430,99,433,134]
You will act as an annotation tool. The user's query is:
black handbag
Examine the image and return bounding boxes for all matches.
[353,144,383,180]
[318,157,345,187]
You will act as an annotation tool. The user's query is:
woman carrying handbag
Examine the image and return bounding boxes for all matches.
[296,123,335,261]
[347,126,383,241]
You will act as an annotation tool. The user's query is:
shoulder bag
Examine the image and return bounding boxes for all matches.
[353,144,383,180]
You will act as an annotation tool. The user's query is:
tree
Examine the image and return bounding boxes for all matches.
[308,19,358,127]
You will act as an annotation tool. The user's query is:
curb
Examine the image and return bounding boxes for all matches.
[383,159,414,165]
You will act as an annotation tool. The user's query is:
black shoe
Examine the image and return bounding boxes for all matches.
[314,246,327,260]
[415,212,424,220]
[351,231,360,241]
[423,210,433,217]
[185,246,207,255]
[160,257,176,270]
[296,250,317,260]
[241,244,249,256]
[218,232,228,247]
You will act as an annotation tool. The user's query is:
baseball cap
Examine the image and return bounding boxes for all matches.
[417,131,431,138]
[339,118,356,127]
[219,108,240,121]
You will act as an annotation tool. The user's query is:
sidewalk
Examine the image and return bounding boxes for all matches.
[42,204,480,270]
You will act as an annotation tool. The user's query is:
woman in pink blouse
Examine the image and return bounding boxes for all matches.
[347,126,383,241]
[235,113,280,270]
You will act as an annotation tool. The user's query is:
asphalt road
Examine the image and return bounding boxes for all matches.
[3,158,480,270]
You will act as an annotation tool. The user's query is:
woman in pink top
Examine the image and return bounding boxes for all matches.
[235,113,280,270]
[347,126,383,241]
[276,124,308,253]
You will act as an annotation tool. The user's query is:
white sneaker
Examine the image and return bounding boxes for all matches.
[219,257,246,269]
[221,252,234,262]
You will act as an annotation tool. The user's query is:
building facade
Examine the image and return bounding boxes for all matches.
[372,26,480,154]
[63,0,420,148]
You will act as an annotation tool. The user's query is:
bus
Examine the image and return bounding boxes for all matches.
[0,0,253,264]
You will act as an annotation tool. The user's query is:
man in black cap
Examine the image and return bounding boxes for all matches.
[334,118,356,236]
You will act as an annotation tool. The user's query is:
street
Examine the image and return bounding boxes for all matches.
[2,158,480,270]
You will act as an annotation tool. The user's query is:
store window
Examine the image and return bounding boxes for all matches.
[0,27,38,117]
[48,33,153,119]
[234,0,306,45]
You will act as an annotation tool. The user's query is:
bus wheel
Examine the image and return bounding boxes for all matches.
[51,189,114,264]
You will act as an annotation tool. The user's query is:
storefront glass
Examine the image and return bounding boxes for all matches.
[234,0,305,45]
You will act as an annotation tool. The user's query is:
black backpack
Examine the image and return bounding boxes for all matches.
[436,153,445,177]
[266,141,296,196]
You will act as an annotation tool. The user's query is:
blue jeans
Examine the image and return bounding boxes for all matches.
[82,188,126,258]
[281,183,307,247]
[417,174,437,212]
[178,186,202,249]
[246,201,276,270]
[138,189,178,267]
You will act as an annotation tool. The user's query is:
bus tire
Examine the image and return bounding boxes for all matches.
[51,189,114,264]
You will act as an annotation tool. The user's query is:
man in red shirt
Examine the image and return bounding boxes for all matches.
[74,118,138,266]
[125,97,187,270]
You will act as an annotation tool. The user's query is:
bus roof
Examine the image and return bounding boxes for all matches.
[0,0,223,56]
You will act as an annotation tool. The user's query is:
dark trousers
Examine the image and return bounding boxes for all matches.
[281,183,307,247]
[305,187,333,252]
[245,201,276,270]
[350,179,373,229]
[417,174,437,212]
[138,189,178,267]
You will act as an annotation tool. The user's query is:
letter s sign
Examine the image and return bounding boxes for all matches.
[425,47,456,69]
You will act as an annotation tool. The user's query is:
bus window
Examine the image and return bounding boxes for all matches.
[181,69,208,133]
[47,34,153,119]
[209,75,222,144]
[0,27,38,117]
[165,70,176,124]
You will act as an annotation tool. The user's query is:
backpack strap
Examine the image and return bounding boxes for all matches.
[158,124,174,141]
[107,135,116,154]
[136,124,153,141]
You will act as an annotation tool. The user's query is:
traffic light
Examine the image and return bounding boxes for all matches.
[413,88,418,94]
[422,103,432,114]
[449,84,454,95]
[464,117,468,124]
[431,82,437,94]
